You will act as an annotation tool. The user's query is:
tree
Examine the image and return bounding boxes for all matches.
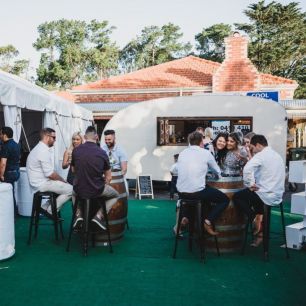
[119,23,192,72]
[235,1,306,98]
[34,19,119,89]
[195,23,232,62]
[0,45,29,77]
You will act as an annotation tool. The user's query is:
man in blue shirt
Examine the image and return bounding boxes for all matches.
[0,126,21,215]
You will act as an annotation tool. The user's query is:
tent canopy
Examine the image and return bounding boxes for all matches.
[0,70,92,121]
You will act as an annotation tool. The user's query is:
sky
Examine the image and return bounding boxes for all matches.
[0,0,305,74]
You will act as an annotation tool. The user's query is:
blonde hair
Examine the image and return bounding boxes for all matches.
[68,132,83,153]
[204,127,214,139]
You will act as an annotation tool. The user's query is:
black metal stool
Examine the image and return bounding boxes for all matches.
[241,202,289,261]
[66,196,113,256]
[173,199,220,262]
[28,191,64,244]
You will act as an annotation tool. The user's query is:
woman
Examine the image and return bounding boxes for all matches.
[203,127,214,150]
[221,132,247,177]
[243,132,256,160]
[211,132,228,166]
[62,132,83,185]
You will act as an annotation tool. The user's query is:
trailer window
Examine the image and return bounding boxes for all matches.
[157,117,252,146]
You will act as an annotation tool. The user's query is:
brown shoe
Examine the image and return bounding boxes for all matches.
[204,222,219,236]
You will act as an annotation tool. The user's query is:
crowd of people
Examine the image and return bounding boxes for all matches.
[171,127,285,246]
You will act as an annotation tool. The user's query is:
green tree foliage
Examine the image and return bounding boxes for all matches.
[120,23,192,72]
[235,1,306,98]
[34,19,119,89]
[0,45,29,77]
[195,23,232,62]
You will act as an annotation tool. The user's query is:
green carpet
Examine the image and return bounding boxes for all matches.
[0,200,305,306]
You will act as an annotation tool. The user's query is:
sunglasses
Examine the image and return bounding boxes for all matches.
[48,134,56,140]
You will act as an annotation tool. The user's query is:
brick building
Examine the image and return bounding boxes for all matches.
[62,33,300,137]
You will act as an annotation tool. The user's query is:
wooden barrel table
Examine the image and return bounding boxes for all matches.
[206,176,246,253]
[95,170,128,245]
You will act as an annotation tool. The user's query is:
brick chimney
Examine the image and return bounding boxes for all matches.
[212,32,260,92]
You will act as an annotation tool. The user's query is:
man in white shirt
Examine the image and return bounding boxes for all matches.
[176,131,229,236]
[26,128,73,215]
[233,135,285,240]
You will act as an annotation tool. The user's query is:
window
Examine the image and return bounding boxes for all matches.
[157,117,252,146]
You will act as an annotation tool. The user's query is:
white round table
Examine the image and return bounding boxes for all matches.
[0,182,15,261]
[16,167,34,217]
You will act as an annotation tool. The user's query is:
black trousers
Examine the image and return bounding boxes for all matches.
[170,176,178,198]
[178,185,229,223]
[233,188,264,219]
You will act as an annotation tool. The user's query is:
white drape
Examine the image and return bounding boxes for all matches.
[3,106,22,142]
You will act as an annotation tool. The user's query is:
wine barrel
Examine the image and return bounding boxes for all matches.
[95,170,128,245]
[206,176,246,253]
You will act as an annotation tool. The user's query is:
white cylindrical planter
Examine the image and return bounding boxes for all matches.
[0,183,15,261]
[16,167,34,217]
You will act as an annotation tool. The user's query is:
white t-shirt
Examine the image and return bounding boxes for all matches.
[26,141,54,190]
[177,145,221,193]
[170,163,178,176]
[243,147,285,206]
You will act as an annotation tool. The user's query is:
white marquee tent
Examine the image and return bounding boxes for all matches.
[0,70,93,173]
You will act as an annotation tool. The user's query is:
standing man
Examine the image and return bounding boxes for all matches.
[233,134,285,246]
[71,126,119,228]
[102,130,128,175]
[0,126,21,215]
[26,128,73,215]
[176,131,229,235]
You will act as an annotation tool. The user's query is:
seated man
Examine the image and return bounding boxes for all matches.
[0,126,21,215]
[233,134,285,246]
[26,128,73,215]
[176,131,229,236]
[71,126,119,229]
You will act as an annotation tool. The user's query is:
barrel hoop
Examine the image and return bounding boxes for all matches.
[108,217,127,225]
[215,224,246,231]
[111,178,124,184]
[218,188,244,193]
[111,170,123,176]
[207,236,242,242]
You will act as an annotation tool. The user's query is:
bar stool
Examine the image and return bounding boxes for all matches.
[66,196,113,256]
[28,191,64,244]
[173,199,220,262]
[241,202,289,261]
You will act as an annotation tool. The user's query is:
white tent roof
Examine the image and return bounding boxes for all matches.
[0,70,93,121]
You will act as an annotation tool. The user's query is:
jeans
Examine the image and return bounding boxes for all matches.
[233,188,264,219]
[4,170,20,215]
[178,185,229,222]
[170,176,178,198]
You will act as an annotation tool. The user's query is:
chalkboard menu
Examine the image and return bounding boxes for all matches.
[136,175,154,199]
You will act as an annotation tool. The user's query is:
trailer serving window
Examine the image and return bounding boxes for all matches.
[157,117,253,145]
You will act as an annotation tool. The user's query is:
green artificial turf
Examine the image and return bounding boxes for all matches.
[0,200,305,306]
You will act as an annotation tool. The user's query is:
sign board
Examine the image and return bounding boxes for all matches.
[234,124,251,135]
[211,120,230,137]
[136,175,154,199]
[246,91,279,102]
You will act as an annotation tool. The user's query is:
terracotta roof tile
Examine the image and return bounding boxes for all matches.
[259,73,297,85]
[72,56,220,90]
[54,91,76,102]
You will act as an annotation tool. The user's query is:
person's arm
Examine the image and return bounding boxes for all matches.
[243,155,262,190]
[0,158,7,181]
[120,161,127,176]
[104,169,112,184]
[62,150,70,169]
[207,152,221,177]
[48,172,66,182]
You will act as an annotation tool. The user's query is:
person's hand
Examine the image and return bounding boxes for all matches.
[249,184,259,191]
[0,175,4,181]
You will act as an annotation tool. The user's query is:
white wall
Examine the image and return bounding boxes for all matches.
[103,95,287,181]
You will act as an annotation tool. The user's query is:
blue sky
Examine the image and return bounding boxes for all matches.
[0,0,304,72]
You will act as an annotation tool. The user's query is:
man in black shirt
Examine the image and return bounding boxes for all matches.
[71,126,119,229]
[0,126,21,214]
